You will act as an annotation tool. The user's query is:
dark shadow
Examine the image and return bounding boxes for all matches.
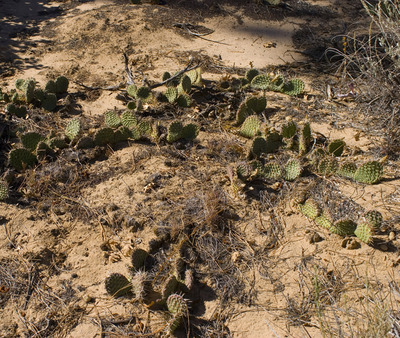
[0,0,64,77]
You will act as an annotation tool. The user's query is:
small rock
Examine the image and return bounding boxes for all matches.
[389,231,396,241]
[346,239,360,250]
[85,295,95,303]
[309,232,323,244]
[71,273,78,278]
[231,251,241,263]
[379,244,388,252]
[341,238,350,248]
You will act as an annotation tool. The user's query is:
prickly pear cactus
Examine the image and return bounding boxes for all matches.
[6,103,27,118]
[263,162,282,180]
[22,79,36,103]
[317,157,338,176]
[236,161,252,180]
[329,219,357,236]
[281,79,305,96]
[114,126,132,143]
[354,161,383,184]
[121,110,138,128]
[251,74,271,90]
[94,127,114,146]
[284,158,302,181]
[240,115,261,138]
[176,94,191,107]
[179,75,192,93]
[162,275,180,300]
[167,121,183,143]
[41,93,57,111]
[130,270,147,301]
[45,80,57,94]
[245,68,259,82]
[315,210,333,230]
[105,273,132,298]
[299,122,311,155]
[20,132,44,151]
[0,181,9,201]
[250,137,268,158]
[182,123,199,141]
[127,84,137,97]
[8,148,37,171]
[65,119,81,141]
[281,121,297,139]
[337,161,357,178]
[131,248,149,272]
[165,87,178,104]
[362,210,383,232]
[298,199,320,220]
[327,139,346,156]
[135,86,151,100]
[245,96,266,114]
[236,102,250,125]
[105,111,121,128]
[55,76,69,93]
[354,223,374,244]
[167,293,188,317]
[75,136,95,149]
[48,137,68,150]
[269,74,285,91]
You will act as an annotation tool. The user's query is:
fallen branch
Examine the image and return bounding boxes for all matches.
[173,22,230,45]
[73,81,124,91]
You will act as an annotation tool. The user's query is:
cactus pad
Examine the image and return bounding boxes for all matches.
[330,219,357,236]
[281,121,297,139]
[131,248,149,272]
[251,74,271,90]
[182,123,199,141]
[76,136,95,149]
[362,210,383,231]
[167,121,183,143]
[127,84,137,97]
[354,223,374,244]
[236,161,252,180]
[165,87,178,104]
[45,80,57,94]
[236,102,251,125]
[315,210,333,230]
[55,76,69,93]
[281,79,305,96]
[65,119,81,141]
[240,115,261,138]
[327,139,346,156]
[105,111,121,128]
[121,110,138,128]
[21,132,44,151]
[41,93,57,111]
[246,96,266,114]
[284,158,302,181]
[176,94,191,107]
[179,75,192,93]
[105,273,132,298]
[337,161,357,178]
[0,181,9,201]
[245,68,259,82]
[318,157,339,176]
[136,86,151,100]
[354,161,383,184]
[263,162,282,180]
[162,275,180,299]
[9,148,37,171]
[6,103,27,118]
[94,127,114,146]
[298,199,321,220]
[167,293,188,317]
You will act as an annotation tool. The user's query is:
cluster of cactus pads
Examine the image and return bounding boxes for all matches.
[235,117,384,185]
[104,247,191,333]
[1,76,69,115]
[296,196,383,244]
[167,121,199,143]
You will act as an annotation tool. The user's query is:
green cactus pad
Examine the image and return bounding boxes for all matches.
[94,127,114,146]
[167,121,183,143]
[315,210,333,230]
[298,199,321,220]
[121,110,138,128]
[354,161,383,184]
[131,248,149,272]
[250,137,268,158]
[165,87,178,104]
[251,74,271,90]
[55,76,69,93]
[176,94,191,107]
[354,223,374,244]
[137,121,152,138]
[186,69,199,85]
[105,273,132,298]
[269,74,285,92]
[41,93,57,111]
[299,122,311,155]
[129,127,142,141]
[126,100,137,110]
[34,88,46,102]
[179,75,192,93]
[162,71,171,82]
[236,161,252,180]
[6,103,27,118]
[263,162,282,180]
[114,126,132,143]
[8,148,37,171]
[65,119,81,141]
[330,219,357,236]
[15,79,25,91]
[0,181,9,201]
[245,68,259,82]
[337,161,357,178]
[240,115,261,138]
[182,123,199,141]
[245,96,267,114]
[362,210,383,232]
[20,132,44,151]
[48,137,68,149]
[22,79,36,103]
[75,136,95,149]
[45,80,57,93]
[127,84,137,97]
[36,141,55,160]
[104,111,121,128]
[281,121,297,139]
[327,139,346,157]
[318,157,339,176]
[236,102,251,125]
[162,275,180,299]
[167,293,188,317]
[281,78,305,96]
[284,158,302,181]
[136,86,151,100]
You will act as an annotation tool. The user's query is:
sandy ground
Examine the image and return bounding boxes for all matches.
[0,0,399,337]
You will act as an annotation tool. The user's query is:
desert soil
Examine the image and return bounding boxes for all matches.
[0,0,399,337]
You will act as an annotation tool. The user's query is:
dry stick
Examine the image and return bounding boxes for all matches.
[74,81,124,91]
[149,59,202,89]
[173,23,230,45]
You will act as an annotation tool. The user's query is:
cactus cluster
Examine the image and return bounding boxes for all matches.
[249,71,305,96]
[236,96,267,125]
[296,195,384,244]
[158,72,197,107]
[166,121,199,143]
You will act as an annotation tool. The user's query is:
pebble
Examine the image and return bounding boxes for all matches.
[346,239,360,250]
[379,244,388,252]
[308,232,323,244]
[389,231,396,241]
